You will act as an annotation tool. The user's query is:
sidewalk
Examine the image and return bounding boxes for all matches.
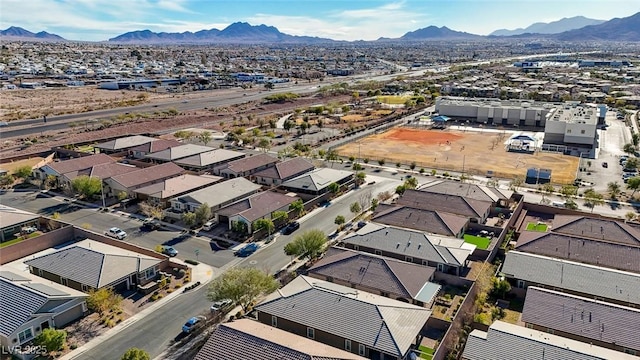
[60,261,216,360]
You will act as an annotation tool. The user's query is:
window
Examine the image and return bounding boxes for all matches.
[422,260,428,266]
[546,328,554,335]
[567,129,572,134]
[81,284,89,292]
[405,256,413,263]
[437,264,444,272]
[145,268,156,279]
[60,278,68,286]
[307,327,315,339]
[581,129,586,134]
[358,344,366,356]
[18,328,33,343]
[271,315,277,327]
[345,339,352,352]
[374,250,382,255]
[353,245,360,251]
[624,349,637,355]
[526,323,534,329]
[517,280,525,289]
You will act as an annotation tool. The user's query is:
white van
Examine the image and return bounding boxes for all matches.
[202,220,217,231]
[551,201,566,208]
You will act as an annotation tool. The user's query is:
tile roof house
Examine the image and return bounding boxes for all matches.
[515,231,640,274]
[255,275,431,360]
[36,153,114,187]
[216,191,299,232]
[145,144,216,163]
[372,204,468,238]
[128,139,183,159]
[194,319,367,360]
[104,162,184,196]
[522,287,640,354]
[0,269,88,348]
[501,251,640,306]
[550,215,640,246]
[253,157,315,186]
[418,180,513,205]
[462,320,638,360]
[94,135,158,154]
[0,205,40,243]
[281,168,355,195]
[213,153,279,179]
[341,223,475,276]
[396,189,492,223]
[168,177,262,215]
[308,247,441,306]
[24,239,162,293]
[133,174,223,207]
[174,149,246,171]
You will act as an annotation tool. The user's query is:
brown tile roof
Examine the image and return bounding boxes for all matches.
[372,204,468,236]
[128,139,182,155]
[253,157,314,181]
[308,247,436,300]
[397,189,492,219]
[516,231,640,273]
[47,153,114,175]
[217,191,299,222]
[133,174,222,199]
[219,153,279,174]
[110,162,184,189]
[551,215,640,245]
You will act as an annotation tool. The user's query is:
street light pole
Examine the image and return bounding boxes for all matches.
[100,179,106,209]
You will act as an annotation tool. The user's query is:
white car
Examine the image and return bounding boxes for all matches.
[105,227,127,240]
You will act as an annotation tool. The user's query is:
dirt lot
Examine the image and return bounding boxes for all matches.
[335,127,579,184]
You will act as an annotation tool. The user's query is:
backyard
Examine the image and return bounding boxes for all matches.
[526,222,548,232]
[463,234,491,250]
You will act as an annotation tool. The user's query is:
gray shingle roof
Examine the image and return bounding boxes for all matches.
[174,149,246,167]
[463,320,638,360]
[282,168,354,192]
[173,177,261,208]
[419,180,512,203]
[109,162,184,189]
[217,153,279,174]
[551,215,640,245]
[516,231,640,273]
[502,251,640,305]
[253,157,315,181]
[46,153,114,175]
[145,144,215,162]
[194,319,366,360]
[0,278,48,337]
[95,135,157,151]
[217,191,299,223]
[522,287,640,351]
[372,205,468,237]
[397,189,492,218]
[255,276,431,358]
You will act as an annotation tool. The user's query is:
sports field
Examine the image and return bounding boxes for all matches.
[335,127,579,184]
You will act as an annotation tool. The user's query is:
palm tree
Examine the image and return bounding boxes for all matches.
[607,181,621,199]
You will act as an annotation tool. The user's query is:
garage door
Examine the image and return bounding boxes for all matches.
[53,304,84,327]
[112,279,130,292]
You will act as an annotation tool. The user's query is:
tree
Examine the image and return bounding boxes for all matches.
[207,267,279,312]
[409,162,416,170]
[35,328,67,355]
[355,171,366,186]
[194,203,212,225]
[509,176,524,192]
[272,210,288,221]
[625,211,637,222]
[350,202,362,214]
[559,185,578,198]
[623,143,636,155]
[541,183,555,201]
[13,165,32,179]
[198,131,212,146]
[182,212,197,227]
[371,198,379,211]
[283,119,294,132]
[490,278,511,299]
[0,174,14,188]
[87,288,123,316]
[395,184,407,195]
[607,181,621,199]
[289,199,304,217]
[582,188,604,213]
[404,177,418,189]
[334,215,346,227]
[258,138,271,152]
[253,218,275,235]
[121,348,150,360]
[264,82,275,90]
[627,177,640,196]
[378,159,385,166]
[139,201,163,219]
[328,182,340,194]
[284,229,327,260]
[71,175,102,199]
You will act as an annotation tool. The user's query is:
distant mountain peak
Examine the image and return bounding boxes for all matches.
[0,26,65,41]
[400,25,480,40]
[490,16,605,36]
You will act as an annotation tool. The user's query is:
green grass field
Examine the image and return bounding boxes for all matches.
[526,222,548,232]
[463,234,491,250]
[376,95,409,104]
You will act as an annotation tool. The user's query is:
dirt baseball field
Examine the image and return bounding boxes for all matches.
[335,127,579,184]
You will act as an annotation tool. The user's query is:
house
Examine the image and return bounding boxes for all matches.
[133,174,223,208]
[550,215,640,245]
[418,180,513,206]
[307,247,441,306]
[94,135,158,154]
[281,168,355,196]
[396,189,492,223]
[168,177,262,215]
[255,275,431,360]
[174,149,246,172]
[104,162,184,197]
[371,204,468,238]
[128,139,182,159]
[501,251,640,306]
[36,153,113,186]
[253,157,315,186]
[462,320,637,360]
[194,319,366,360]
[216,191,299,233]
[0,270,88,350]
[213,153,279,179]
[522,287,640,355]
[340,223,475,275]
[24,239,162,293]
[145,144,216,163]
[0,206,40,243]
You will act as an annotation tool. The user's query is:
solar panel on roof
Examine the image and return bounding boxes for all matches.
[23,283,70,297]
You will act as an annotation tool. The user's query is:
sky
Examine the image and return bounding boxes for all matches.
[1,0,638,41]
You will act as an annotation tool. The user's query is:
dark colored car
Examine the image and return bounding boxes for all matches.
[141,219,161,231]
[602,162,608,168]
[234,243,259,257]
[161,246,178,257]
[282,221,300,235]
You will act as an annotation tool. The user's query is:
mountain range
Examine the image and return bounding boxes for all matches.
[490,16,605,36]
[2,11,639,44]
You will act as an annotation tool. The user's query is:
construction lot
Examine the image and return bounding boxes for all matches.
[335,127,579,184]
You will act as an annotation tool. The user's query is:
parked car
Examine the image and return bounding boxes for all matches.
[210,299,233,312]
[202,220,217,231]
[234,243,259,257]
[141,219,161,231]
[182,316,205,333]
[602,162,608,168]
[282,221,300,235]
[161,246,178,257]
[21,226,37,234]
[105,227,127,240]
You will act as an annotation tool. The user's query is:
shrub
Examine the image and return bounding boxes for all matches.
[174,284,182,289]
[185,259,199,265]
